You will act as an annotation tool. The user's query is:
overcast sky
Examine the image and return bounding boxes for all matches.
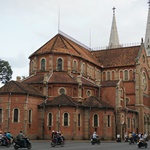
[0,0,149,84]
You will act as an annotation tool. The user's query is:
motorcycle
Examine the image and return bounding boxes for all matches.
[0,138,13,147]
[129,138,134,145]
[50,137,65,147]
[116,137,121,142]
[13,138,32,150]
[137,139,147,148]
[124,136,129,142]
[91,136,101,145]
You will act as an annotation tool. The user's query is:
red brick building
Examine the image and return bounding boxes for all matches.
[0,5,150,140]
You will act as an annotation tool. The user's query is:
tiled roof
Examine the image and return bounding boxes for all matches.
[101,80,119,87]
[83,96,113,109]
[29,33,101,67]
[22,71,98,87]
[92,46,140,67]
[41,94,80,107]
[22,73,44,84]
[49,72,77,84]
[81,77,98,87]
[0,81,44,97]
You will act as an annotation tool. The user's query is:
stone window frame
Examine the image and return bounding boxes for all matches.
[93,113,99,127]
[62,112,70,127]
[86,90,91,97]
[72,59,78,73]
[107,71,111,80]
[56,57,64,71]
[124,70,129,81]
[47,112,53,127]
[40,58,46,71]
[58,87,66,95]
[12,108,20,123]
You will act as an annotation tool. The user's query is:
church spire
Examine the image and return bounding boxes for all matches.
[108,7,121,49]
[144,0,150,56]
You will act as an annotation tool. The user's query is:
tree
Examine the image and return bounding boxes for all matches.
[0,59,13,84]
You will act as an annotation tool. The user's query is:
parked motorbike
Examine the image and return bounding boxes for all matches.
[91,136,101,145]
[13,138,32,150]
[137,139,147,148]
[116,137,121,142]
[50,137,65,147]
[124,137,129,142]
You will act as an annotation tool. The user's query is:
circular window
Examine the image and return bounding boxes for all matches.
[59,88,66,95]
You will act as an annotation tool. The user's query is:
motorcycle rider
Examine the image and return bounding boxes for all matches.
[6,131,13,144]
[17,131,26,147]
[92,132,98,142]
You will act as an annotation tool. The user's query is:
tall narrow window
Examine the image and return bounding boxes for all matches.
[41,59,46,71]
[58,58,62,71]
[48,113,52,126]
[107,71,111,80]
[64,113,68,126]
[124,70,128,81]
[0,108,2,122]
[14,108,19,122]
[94,114,98,127]
[31,60,34,73]
[127,118,130,128]
[28,109,32,124]
[73,60,77,72]
[108,115,110,127]
[78,114,81,127]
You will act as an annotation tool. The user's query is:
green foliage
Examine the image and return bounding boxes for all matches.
[0,59,13,84]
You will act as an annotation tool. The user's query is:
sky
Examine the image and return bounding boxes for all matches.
[0,0,149,85]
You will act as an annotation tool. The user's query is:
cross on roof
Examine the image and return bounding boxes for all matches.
[112,7,116,15]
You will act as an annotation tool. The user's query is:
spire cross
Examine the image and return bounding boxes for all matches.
[112,7,116,15]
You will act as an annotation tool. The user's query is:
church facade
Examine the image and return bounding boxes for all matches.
[0,4,150,140]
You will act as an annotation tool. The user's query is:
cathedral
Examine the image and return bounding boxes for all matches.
[0,3,150,140]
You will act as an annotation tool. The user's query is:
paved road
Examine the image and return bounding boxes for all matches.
[0,140,149,150]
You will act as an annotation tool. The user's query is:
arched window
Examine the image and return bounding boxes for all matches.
[107,71,111,80]
[13,108,19,122]
[86,90,91,97]
[57,58,62,71]
[94,114,98,127]
[48,113,52,126]
[124,70,128,81]
[28,109,32,124]
[73,60,78,73]
[81,63,86,75]
[0,108,2,122]
[64,113,69,126]
[41,58,46,71]
[127,118,130,128]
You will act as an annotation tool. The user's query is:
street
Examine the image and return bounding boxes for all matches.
[0,140,149,150]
